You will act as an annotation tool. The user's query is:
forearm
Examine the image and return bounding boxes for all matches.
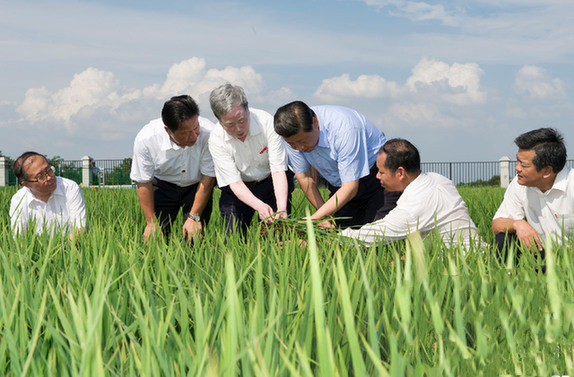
[296,173,325,210]
[271,171,289,212]
[136,181,157,224]
[229,181,267,211]
[189,176,216,217]
[492,218,519,234]
[311,181,358,220]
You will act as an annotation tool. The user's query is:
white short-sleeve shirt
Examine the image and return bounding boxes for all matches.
[493,166,574,242]
[130,117,215,187]
[9,176,87,236]
[340,172,479,247]
[208,108,288,187]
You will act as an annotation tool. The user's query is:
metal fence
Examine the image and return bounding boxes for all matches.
[3,158,574,187]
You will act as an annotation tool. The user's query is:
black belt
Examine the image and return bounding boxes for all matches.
[244,175,271,187]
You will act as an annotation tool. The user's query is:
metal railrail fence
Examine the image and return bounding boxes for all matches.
[3,158,574,187]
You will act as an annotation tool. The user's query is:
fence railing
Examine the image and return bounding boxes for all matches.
[1,157,573,188]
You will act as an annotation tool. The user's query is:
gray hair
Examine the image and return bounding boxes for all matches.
[209,83,249,120]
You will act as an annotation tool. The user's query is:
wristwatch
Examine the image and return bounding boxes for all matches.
[184,213,201,222]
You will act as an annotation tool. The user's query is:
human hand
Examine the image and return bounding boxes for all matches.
[514,220,543,252]
[257,203,276,223]
[143,221,161,243]
[183,217,203,241]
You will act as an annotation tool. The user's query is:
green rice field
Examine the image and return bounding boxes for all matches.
[1,185,574,376]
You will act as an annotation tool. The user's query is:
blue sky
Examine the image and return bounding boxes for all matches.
[1,0,573,162]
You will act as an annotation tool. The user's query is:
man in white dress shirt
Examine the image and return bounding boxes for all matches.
[208,83,293,234]
[10,151,87,239]
[492,128,573,262]
[130,95,216,241]
[340,139,478,247]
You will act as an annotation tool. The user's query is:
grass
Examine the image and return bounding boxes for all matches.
[1,185,574,376]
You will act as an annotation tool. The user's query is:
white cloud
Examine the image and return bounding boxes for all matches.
[513,65,566,99]
[393,2,463,27]
[314,73,401,101]
[406,57,485,105]
[16,58,266,130]
[384,101,460,129]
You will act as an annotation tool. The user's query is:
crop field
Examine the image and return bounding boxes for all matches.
[1,185,574,376]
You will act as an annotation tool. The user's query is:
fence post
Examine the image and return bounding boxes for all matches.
[0,157,8,187]
[82,155,92,187]
[499,156,511,188]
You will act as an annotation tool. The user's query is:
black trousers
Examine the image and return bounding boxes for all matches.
[327,164,401,228]
[219,171,295,235]
[152,177,213,237]
[494,232,546,264]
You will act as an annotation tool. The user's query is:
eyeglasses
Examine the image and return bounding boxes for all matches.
[25,165,55,183]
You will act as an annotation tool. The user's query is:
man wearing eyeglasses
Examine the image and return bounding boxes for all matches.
[130,95,216,242]
[9,151,87,239]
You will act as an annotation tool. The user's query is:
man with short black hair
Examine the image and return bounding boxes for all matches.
[10,151,87,239]
[492,128,573,261]
[340,139,478,247]
[274,101,399,228]
[130,95,216,241]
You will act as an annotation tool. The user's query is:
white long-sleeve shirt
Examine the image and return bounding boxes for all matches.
[340,172,478,247]
[10,176,87,236]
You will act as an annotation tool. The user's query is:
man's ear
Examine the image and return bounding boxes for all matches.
[396,166,407,180]
[542,165,554,179]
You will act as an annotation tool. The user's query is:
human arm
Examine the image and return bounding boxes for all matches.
[66,181,88,240]
[182,174,216,240]
[136,181,160,242]
[310,179,359,222]
[271,171,289,218]
[229,180,276,222]
[491,218,543,251]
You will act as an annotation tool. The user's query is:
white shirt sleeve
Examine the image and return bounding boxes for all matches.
[493,178,525,220]
[65,180,87,230]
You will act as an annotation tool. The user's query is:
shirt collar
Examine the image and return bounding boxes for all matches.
[160,129,186,152]
[316,113,329,148]
[550,166,571,193]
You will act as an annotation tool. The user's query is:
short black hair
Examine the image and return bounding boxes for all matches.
[514,128,566,173]
[161,95,200,132]
[380,138,421,175]
[13,151,46,181]
[274,101,315,138]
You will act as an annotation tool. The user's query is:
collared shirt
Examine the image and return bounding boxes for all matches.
[493,166,574,242]
[286,105,386,187]
[209,108,288,187]
[130,117,215,187]
[340,172,479,247]
[9,176,87,236]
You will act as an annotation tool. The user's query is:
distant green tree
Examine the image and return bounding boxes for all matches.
[106,158,132,185]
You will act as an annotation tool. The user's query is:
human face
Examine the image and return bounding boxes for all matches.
[515,149,549,189]
[375,152,402,192]
[219,105,250,142]
[283,117,319,153]
[165,116,201,147]
[22,156,57,201]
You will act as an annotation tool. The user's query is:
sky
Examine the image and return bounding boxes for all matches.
[1,0,573,162]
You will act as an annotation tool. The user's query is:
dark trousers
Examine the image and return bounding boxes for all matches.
[494,232,546,265]
[219,171,295,235]
[327,164,401,228]
[152,178,213,237]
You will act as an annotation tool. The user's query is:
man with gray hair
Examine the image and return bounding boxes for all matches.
[9,151,87,239]
[208,83,293,234]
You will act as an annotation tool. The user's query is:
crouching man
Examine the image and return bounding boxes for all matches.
[10,151,87,240]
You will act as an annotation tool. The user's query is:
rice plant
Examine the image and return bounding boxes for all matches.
[1,185,574,376]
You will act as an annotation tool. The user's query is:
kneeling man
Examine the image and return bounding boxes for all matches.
[10,151,87,239]
[340,139,478,247]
